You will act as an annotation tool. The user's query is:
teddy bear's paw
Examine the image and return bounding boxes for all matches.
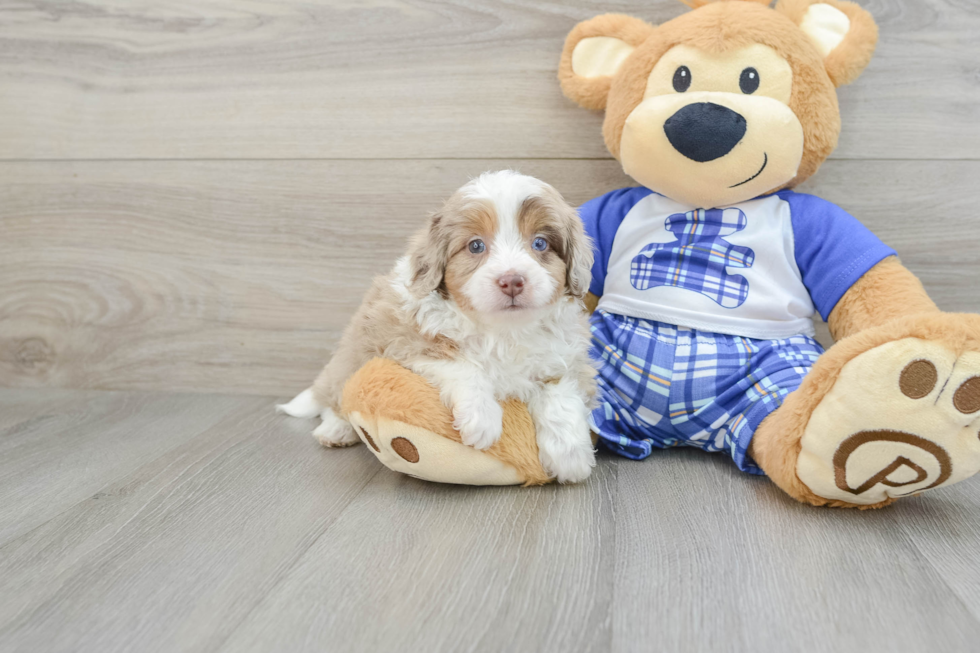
[313,408,360,448]
[797,338,980,505]
[451,394,504,451]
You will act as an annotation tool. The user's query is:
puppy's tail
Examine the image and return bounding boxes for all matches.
[276,387,323,419]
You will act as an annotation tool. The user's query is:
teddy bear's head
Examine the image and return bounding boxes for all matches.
[559,0,877,208]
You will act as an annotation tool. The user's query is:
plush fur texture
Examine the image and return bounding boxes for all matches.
[558,14,656,111]
[281,171,598,484]
[342,358,552,486]
[558,0,878,205]
[828,256,940,340]
[776,0,879,87]
[583,292,601,316]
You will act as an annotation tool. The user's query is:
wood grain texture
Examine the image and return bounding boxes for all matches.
[609,450,980,653]
[0,390,253,545]
[3,389,978,653]
[0,0,976,161]
[0,392,383,653]
[2,159,978,395]
[218,459,617,653]
[0,387,91,431]
[896,480,980,624]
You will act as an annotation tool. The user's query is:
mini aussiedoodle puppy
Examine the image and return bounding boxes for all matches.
[279,170,598,483]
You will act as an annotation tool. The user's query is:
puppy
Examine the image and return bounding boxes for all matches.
[278,170,597,483]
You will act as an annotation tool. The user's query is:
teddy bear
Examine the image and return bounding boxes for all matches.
[556,0,980,507]
[336,0,980,507]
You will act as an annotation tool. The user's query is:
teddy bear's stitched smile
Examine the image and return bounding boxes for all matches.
[730,152,768,188]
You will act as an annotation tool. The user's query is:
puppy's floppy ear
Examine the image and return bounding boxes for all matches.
[548,194,594,300]
[406,213,449,298]
[558,14,656,112]
[564,216,594,300]
[776,0,878,87]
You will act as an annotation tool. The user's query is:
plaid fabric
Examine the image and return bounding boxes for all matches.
[630,208,756,308]
[588,309,824,474]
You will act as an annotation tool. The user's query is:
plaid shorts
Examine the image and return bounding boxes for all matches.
[589,310,824,475]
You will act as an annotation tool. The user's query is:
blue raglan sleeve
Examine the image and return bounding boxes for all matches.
[783,191,897,321]
[578,187,653,297]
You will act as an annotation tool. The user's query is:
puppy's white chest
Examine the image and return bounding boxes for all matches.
[461,334,569,398]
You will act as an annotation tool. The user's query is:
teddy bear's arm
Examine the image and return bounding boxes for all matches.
[827,256,939,341]
[584,292,601,314]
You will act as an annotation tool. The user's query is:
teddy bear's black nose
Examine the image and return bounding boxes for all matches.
[663,102,747,162]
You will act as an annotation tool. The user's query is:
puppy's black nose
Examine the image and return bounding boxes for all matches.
[498,274,525,298]
[663,102,747,162]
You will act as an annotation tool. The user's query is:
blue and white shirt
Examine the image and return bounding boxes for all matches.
[580,188,896,340]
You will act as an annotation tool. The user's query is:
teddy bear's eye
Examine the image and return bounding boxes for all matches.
[672,66,692,93]
[739,67,760,94]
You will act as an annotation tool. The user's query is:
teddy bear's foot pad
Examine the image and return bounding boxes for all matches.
[797,338,980,505]
[346,411,526,486]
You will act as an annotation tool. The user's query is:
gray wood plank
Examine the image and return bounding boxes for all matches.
[1,159,977,395]
[896,479,980,624]
[0,387,94,431]
[0,0,975,161]
[217,458,618,653]
[609,450,980,653]
[0,389,253,544]
[0,393,382,653]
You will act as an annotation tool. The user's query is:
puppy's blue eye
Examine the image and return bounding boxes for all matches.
[468,239,486,254]
[532,237,548,252]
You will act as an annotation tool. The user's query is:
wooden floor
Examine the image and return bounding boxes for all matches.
[2,0,980,651]
[0,388,978,653]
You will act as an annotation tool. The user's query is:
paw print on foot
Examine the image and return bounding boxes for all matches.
[797,338,980,505]
[630,208,755,308]
[351,421,421,464]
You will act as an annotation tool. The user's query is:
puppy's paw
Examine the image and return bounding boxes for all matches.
[452,395,504,450]
[538,436,596,484]
[531,386,596,483]
[313,409,360,448]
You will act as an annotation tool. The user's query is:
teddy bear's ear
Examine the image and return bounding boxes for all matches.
[558,14,656,111]
[776,0,878,87]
